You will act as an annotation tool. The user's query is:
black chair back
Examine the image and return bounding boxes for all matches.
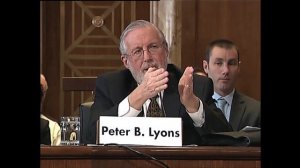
[79,101,93,144]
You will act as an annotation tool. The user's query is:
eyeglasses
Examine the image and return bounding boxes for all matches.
[126,42,164,59]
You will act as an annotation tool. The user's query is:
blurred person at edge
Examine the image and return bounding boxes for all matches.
[40,74,61,146]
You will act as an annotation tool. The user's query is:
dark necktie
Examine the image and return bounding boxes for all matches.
[147,95,164,117]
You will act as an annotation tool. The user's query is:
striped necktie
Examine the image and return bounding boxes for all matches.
[217,97,229,121]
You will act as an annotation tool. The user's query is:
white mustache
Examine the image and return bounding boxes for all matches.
[143,63,159,70]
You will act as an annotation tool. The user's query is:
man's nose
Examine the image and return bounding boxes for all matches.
[142,49,152,60]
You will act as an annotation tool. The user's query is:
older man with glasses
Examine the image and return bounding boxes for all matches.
[87,20,232,145]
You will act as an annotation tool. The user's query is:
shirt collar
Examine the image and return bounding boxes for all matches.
[212,89,235,105]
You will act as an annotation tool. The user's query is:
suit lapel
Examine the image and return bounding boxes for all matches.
[229,92,246,131]
[163,90,181,117]
[162,72,181,117]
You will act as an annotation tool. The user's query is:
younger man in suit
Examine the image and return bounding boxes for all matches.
[202,39,260,145]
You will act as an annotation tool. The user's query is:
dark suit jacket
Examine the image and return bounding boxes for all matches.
[230,91,261,131]
[217,91,261,146]
[40,118,51,145]
[87,64,232,145]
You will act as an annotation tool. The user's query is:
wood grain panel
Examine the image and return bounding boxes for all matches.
[181,0,260,100]
[196,0,261,100]
[41,146,261,168]
[41,1,150,120]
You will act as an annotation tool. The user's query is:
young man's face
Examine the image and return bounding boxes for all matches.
[203,46,240,96]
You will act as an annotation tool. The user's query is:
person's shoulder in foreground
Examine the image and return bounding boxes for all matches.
[40,74,61,146]
[41,114,61,145]
[40,117,51,145]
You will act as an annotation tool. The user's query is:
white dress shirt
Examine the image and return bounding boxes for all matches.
[212,89,235,122]
[118,91,205,127]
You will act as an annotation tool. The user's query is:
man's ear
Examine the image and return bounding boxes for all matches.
[121,55,129,69]
[203,60,209,73]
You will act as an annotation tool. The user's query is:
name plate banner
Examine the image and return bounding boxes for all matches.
[99,116,182,146]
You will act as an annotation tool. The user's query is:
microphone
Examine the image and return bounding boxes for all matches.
[104,143,169,168]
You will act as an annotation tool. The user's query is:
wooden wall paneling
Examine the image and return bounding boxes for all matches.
[41,1,61,121]
[41,1,150,120]
[181,0,197,69]
[195,0,261,100]
[41,146,261,168]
